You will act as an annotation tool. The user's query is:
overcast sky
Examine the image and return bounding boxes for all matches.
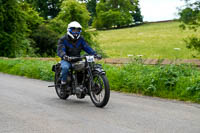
[139,0,186,22]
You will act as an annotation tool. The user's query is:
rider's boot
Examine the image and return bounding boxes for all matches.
[60,81,67,93]
[61,81,71,93]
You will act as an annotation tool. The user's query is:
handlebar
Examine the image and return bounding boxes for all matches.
[69,55,101,62]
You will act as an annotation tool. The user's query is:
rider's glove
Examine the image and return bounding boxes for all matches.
[63,55,71,61]
[95,54,102,60]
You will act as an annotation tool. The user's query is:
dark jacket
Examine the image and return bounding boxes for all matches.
[57,35,96,58]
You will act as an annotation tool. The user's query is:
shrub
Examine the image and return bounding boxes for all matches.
[31,24,59,57]
[185,36,200,55]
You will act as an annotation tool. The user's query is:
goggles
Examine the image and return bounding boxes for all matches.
[69,27,82,34]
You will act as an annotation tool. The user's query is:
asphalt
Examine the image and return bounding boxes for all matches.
[0,73,200,133]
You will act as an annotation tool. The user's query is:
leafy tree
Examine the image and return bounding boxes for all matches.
[31,24,59,56]
[0,0,43,57]
[20,2,44,33]
[86,0,98,25]
[24,0,63,19]
[179,0,200,30]
[0,0,29,57]
[93,0,142,29]
[49,0,104,55]
[87,0,98,16]
[130,0,143,23]
[52,0,90,32]
[179,0,200,56]
[48,0,90,34]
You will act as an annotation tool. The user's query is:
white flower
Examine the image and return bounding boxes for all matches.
[137,55,143,57]
[174,48,181,51]
[127,54,133,57]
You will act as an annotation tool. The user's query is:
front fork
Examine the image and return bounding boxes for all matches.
[87,67,96,95]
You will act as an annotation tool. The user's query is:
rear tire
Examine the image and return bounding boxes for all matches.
[89,73,110,108]
[54,73,69,100]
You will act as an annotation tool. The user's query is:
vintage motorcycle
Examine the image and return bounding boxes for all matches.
[50,55,110,108]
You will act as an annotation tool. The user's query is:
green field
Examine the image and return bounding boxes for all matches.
[97,21,200,59]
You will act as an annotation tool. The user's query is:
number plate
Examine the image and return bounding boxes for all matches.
[86,56,95,62]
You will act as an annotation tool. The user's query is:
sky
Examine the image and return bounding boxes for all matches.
[139,0,186,22]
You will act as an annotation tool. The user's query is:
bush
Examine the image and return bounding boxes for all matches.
[30,24,59,57]
[185,36,200,55]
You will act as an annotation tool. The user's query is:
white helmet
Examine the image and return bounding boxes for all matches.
[67,21,82,40]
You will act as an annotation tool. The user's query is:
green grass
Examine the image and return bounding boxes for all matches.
[104,62,200,103]
[96,21,200,59]
[0,58,200,103]
[0,58,56,81]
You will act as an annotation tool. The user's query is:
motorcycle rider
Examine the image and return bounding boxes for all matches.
[57,21,101,90]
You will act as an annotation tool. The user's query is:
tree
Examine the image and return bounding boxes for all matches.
[130,0,143,23]
[87,0,98,16]
[0,0,29,57]
[31,24,59,56]
[86,0,98,25]
[20,2,44,32]
[49,0,104,55]
[179,0,200,56]
[53,0,90,31]
[24,0,63,19]
[179,0,200,30]
[0,0,43,57]
[93,0,142,29]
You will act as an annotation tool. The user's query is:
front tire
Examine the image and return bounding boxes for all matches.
[89,73,110,108]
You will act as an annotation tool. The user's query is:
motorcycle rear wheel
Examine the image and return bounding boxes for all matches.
[55,73,69,100]
[90,73,110,108]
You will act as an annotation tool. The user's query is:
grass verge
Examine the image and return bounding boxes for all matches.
[0,58,200,103]
[0,58,56,81]
[104,63,200,103]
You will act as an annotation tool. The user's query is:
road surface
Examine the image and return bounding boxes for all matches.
[0,73,200,133]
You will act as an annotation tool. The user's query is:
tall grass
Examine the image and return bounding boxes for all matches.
[0,59,56,81]
[0,58,199,103]
[104,62,200,103]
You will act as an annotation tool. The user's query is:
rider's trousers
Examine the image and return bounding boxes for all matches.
[60,60,71,83]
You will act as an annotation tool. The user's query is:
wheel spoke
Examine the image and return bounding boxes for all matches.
[90,74,110,107]
[90,75,106,104]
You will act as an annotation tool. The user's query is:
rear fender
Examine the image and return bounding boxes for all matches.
[52,65,56,72]
[52,63,61,72]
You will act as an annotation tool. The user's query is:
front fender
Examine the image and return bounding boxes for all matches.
[92,64,106,75]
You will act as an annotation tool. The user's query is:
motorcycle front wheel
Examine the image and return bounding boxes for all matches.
[89,73,110,108]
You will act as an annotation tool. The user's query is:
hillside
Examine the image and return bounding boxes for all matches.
[96,22,200,59]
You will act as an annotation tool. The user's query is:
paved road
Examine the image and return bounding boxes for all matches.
[0,73,200,133]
